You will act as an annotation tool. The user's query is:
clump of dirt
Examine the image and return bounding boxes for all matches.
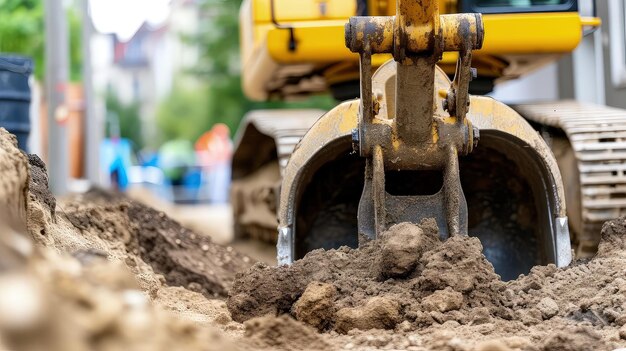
[27,154,56,219]
[378,222,437,278]
[334,296,401,333]
[229,217,626,349]
[292,281,337,331]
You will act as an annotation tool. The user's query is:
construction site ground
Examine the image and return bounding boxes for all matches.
[1,127,626,351]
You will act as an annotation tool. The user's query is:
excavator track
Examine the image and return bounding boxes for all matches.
[231,110,324,242]
[514,100,626,255]
[250,115,321,174]
[233,110,324,174]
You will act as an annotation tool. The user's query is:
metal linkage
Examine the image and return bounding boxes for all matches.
[344,0,484,239]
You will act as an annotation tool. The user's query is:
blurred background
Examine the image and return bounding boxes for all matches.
[0,0,332,257]
[0,3,334,192]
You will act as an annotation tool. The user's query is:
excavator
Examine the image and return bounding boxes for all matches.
[231,0,624,280]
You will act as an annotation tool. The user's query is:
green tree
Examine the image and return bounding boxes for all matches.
[0,0,82,81]
[155,0,335,143]
[187,0,252,135]
[155,84,212,145]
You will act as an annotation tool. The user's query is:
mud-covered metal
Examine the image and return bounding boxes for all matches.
[277,63,571,269]
[343,13,483,56]
[342,0,484,240]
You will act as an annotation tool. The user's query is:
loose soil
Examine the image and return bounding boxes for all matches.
[0,128,626,350]
[0,128,252,350]
[62,190,252,298]
[228,217,626,350]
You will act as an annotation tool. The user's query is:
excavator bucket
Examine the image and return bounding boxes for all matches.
[277,63,571,280]
[275,0,571,280]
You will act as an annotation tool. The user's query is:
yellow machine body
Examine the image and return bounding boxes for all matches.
[240,0,599,100]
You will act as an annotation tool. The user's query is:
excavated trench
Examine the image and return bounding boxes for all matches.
[0,128,625,350]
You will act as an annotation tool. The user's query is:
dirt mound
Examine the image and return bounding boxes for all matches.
[228,219,503,329]
[0,206,239,351]
[3,127,626,350]
[61,192,252,297]
[229,218,626,349]
[20,137,253,299]
[0,129,29,222]
[0,130,245,351]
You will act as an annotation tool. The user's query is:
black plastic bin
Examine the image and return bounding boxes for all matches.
[0,55,33,151]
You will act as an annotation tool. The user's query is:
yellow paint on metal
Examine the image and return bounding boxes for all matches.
[372,54,392,67]
[397,0,439,45]
[344,2,478,54]
[480,12,582,54]
[245,0,591,99]
[354,16,395,52]
[253,0,355,22]
[265,12,584,63]
[265,21,353,63]
[440,52,458,64]
[439,13,482,51]
[338,107,356,132]
[442,116,457,124]
[580,17,601,27]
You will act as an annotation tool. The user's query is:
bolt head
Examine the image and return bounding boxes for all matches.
[351,128,359,142]
[351,128,360,152]
[472,126,480,147]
